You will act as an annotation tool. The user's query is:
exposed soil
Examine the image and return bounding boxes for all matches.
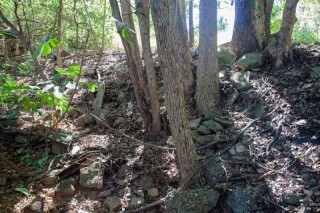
[0,43,319,212]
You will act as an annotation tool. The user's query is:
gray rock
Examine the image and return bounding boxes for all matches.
[203,120,224,132]
[213,117,234,127]
[55,177,76,197]
[135,175,153,190]
[134,190,144,198]
[167,136,175,146]
[226,187,258,213]
[92,108,108,122]
[0,174,7,186]
[104,196,122,211]
[98,189,112,198]
[189,118,202,130]
[311,67,320,78]
[226,89,240,106]
[23,198,44,213]
[191,130,202,141]
[284,193,302,205]
[118,186,130,198]
[93,83,105,110]
[76,113,95,127]
[205,160,229,182]
[130,196,145,206]
[229,144,247,155]
[117,164,132,178]
[165,189,220,213]
[235,52,263,71]
[217,46,237,69]
[254,100,266,119]
[203,110,223,121]
[197,135,217,145]
[148,188,159,198]
[197,125,212,135]
[231,71,251,91]
[79,162,104,189]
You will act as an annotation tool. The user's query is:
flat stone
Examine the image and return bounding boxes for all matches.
[148,188,159,198]
[254,99,266,119]
[197,135,216,145]
[284,193,302,205]
[135,175,153,190]
[191,130,202,141]
[117,164,132,178]
[118,186,130,198]
[23,198,44,213]
[79,162,104,189]
[311,67,320,78]
[231,71,251,91]
[165,189,220,213]
[229,144,247,155]
[203,120,224,132]
[134,190,144,198]
[92,108,108,122]
[226,187,258,213]
[205,160,229,183]
[197,125,212,135]
[130,196,145,206]
[76,113,95,127]
[104,196,122,211]
[226,89,240,106]
[217,46,237,69]
[55,177,76,197]
[203,109,223,121]
[51,141,69,154]
[98,189,112,198]
[235,52,263,71]
[213,117,234,128]
[189,118,202,130]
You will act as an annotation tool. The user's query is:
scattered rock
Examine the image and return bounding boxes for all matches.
[197,125,212,135]
[213,117,234,127]
[104,196,122,211]
[189,118,202,130]
[191,130,202,141]
[93,83,105,110]
[310,67,320,78]
[203,109,223,121]
[41,170,59,186]
[92,108,108,122]
[51,141,69,154]
[165,189,220,213]
[75,113,95,127]
[226,89,240,106]
[98,189,112,198]
[203,120,224,132]
[117,164,132,178]
[55,177,76,197]
[231,71,251,90]
[284,193,303,205]
[229,143,247,155]
[235,52,263,71]
[254,99,266,119]
[0,174,7,186]
[134,190,144,198]
[197,135,216,145]
[205,159,229,183]
[118,186,130,198]
[226,187,259,213]
[23,198,44,213]
[135,175,153,190]
[217,46,237,69]
[147,187,159,198]
[166,136,175,146]
[130,196,145,206]
[79,162,104,189]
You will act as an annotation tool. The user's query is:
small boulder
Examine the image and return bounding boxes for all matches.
[98,189,112,198]
[130,196,145,206]
[104,196,122,211]
[197,135,217,145]
[197,125,212,135]
[148,188,159,198]
[231,71,251,91]
[217,46,237,69]
[55,177,76,197]
[23,198,44,213]
[213,117,234,128]
[79,162,104,189]
[235,52,263,71]
[166,136,175,146]
[203,120,224,132]
[189,118,202,130]
[203,109,223,121]
[226,187,258,213]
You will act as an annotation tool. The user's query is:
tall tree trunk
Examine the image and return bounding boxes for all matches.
[109,0,153,131]
[268,0,299,68]
[196,0,220,113]
[151,0,198,183]
[188,0,194,48]
[56,0,63,68]
[177,0,194,96]
[100,0,107,54]
[135,0,161,133]
[231,0,273,58]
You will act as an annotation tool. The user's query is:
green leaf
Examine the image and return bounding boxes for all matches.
[33,43,44,59]
[42,42,51,55]
[15,187,32,196]
[55,67,68,75]
[87,82,98,92]
[49,38,60,47]
[68,64,80,77]
[53,73,61,82]
[7,111,18,120]
[121,28,136,45]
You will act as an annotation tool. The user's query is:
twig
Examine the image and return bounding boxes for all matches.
[90,113,176,151]
[265,117,284,156]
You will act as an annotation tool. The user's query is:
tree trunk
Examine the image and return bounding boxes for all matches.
[231,0,273,58]
[135,0,162,133]
[151,0,198,183]
[268,0,299,68]
[56,0,63,68]
[177,0,194,96]
[100,0,107,54]
[188,0,194,48]
[196,0,220,113]
[109,0,153,131]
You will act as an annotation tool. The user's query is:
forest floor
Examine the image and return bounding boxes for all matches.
[0,43,319,213]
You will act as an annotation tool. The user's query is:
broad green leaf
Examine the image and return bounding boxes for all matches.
[68,64,80,77]
[87,82,98,92]
[15,187,32,196]
[41,35,52,43]
[7,111,18,120]
[42,42,51,55]
[53,73,61,82]
[49,38,60,47]
[33,43,44,59]
[41,84,55,93]
[55,67,68,75]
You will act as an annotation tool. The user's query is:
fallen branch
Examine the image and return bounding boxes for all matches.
[90,113,176,151]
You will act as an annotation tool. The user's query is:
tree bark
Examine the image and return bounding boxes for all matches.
[196,0,220,113]
[177,0,194,96]
[151,0,198,183]
[109,0,153,131]
[135,0,161,133]
[268,0,299,68]
[188,0,194,48]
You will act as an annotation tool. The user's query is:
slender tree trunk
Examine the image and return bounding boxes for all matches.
[100,0,107,54]
[109,0,153,131]
[188,0,194,48]
[56,0,63,68]
[196,0,220,113]
[135,0,161,133]
[151,0,198,183]
[268,0,299,68]
[177,0,194,96]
